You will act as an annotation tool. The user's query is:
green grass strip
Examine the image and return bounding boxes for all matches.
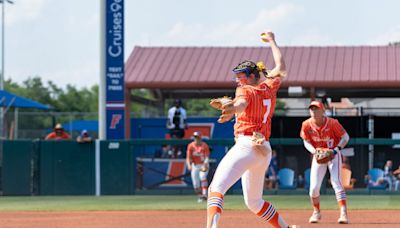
[0,195,398,211]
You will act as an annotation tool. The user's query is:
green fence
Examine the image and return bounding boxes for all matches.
[2,140,33,195]
[1,138,400,196]
[39,141,95,195]
[100,141,135,195]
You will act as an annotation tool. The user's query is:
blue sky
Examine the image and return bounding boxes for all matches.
[4,0,400,88]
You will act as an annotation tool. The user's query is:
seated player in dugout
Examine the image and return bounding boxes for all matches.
[186,131,210,203]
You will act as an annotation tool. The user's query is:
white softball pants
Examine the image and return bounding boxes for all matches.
[191,164,209,189]
[209,135,272,213]
[309,151,344,198]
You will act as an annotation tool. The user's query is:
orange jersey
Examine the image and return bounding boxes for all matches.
[45,132,71,140]
[234,77,281,140]
[300,117,347,149]
[186,141,210,164]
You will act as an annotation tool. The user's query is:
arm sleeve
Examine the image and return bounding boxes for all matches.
[337,132,350,149]
[332,119,349,148]
[303,140,317,154]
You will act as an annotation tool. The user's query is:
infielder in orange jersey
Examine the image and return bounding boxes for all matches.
[206,31,297,228]
[186,131,210,203]
[300,100,350,224]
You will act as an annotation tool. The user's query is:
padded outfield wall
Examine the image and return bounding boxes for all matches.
[0,116,399,195]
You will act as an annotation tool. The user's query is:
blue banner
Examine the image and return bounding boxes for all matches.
[105,0,125,139]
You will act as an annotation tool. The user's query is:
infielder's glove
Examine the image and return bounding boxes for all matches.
[200,163,209,172]
[315,148,337,164]
[251,132,269,156]
[210,96,234,123]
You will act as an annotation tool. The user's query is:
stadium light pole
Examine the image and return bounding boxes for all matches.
[0,0,14,139]
[0,0,13,90]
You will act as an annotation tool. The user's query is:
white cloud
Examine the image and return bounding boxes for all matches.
[6,0,47,26]
[368,26,400,45]
[160,3,302,46]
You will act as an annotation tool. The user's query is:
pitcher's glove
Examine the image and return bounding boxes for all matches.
[315,148,337,164]
[251,132,270,156]
[210,96,233,110]
[210,96,234,123]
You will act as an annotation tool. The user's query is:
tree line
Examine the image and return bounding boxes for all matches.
[5,76,286,116]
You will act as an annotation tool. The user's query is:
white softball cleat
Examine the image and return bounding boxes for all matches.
[338,213,349,224]
[308,211,321,223]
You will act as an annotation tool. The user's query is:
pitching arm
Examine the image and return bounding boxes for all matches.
[261,32,286,78]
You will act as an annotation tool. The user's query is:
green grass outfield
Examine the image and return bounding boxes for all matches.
[0,195,399,211]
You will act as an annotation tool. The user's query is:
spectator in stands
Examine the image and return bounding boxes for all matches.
[265,149,278,189]
[166,99,187,158]
[154,144,173,158]
[76,129,92,143]
[393,164,400,191]
[383,160,395,190]
[45,123,71,140]
[166,99,187,139]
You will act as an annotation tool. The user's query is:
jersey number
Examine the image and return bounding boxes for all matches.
[262,99,271,124]
[327,139,334,148]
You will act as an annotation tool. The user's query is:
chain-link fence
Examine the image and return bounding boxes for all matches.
[3,107,400,139]
[3,111,98,139]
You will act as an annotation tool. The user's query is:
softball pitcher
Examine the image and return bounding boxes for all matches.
[186,131,210,202]
[300,100,350,224]
[206,31,296,228]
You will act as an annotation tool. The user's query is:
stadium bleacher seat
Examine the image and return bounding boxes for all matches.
[277,168,297,190]
[366,168,386,191]
[304,168,311,190]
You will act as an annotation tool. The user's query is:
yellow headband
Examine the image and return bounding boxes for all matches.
[256,61,266,72]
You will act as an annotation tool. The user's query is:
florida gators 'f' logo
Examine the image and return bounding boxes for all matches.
[110,114,122,129]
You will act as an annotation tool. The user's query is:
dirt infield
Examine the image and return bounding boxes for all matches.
[0,210,399,228]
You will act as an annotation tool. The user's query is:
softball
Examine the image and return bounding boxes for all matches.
[260,32,268,42]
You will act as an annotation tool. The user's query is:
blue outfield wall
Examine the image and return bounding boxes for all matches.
[131,117,234,139]
[131,117,242,190]
[131,117,234,160]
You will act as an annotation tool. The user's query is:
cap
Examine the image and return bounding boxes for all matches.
[308,100,325,110]
[54,123,63,129]
[193,131,201,137]
[81,129,88,136]
[174,99,182,106]
[232,60,257,76]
